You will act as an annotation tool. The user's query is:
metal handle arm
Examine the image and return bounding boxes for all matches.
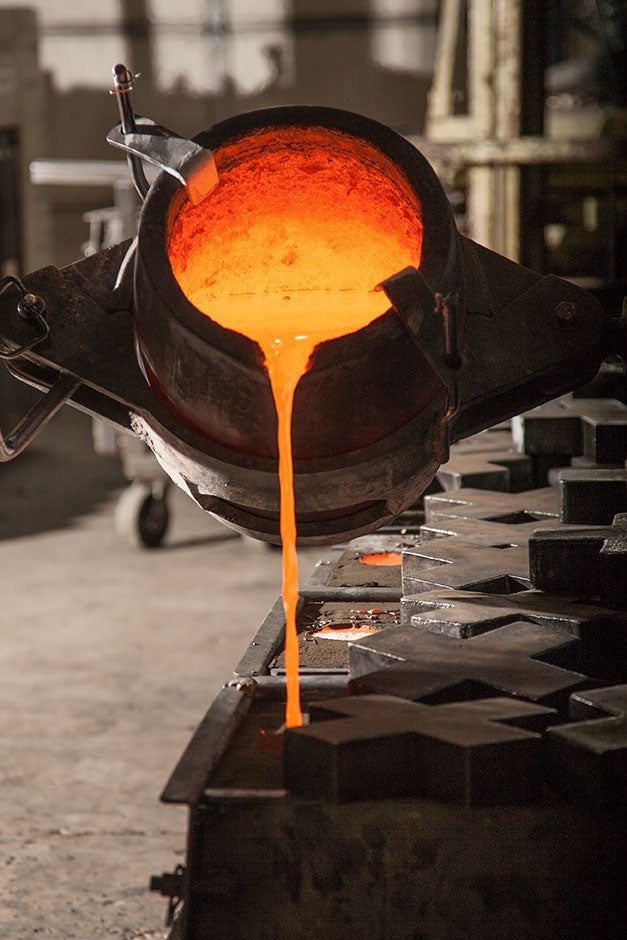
[108,63,219,205]
[0,275,81,460]
[109,63,150,198]
[0,371,82,461]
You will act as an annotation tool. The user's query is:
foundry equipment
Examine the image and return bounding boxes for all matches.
[154,411,626,938]
[0,67,620,544]
[0,64,625,939]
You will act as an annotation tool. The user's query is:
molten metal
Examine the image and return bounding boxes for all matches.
[168,124,423,343]
[359,552,403,566]
[168,123,423,726]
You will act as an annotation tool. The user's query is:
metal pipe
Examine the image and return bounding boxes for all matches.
[110,63,150,199]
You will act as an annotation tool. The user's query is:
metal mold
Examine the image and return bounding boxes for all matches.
[401,537,530,594]
[423,485,560,526]
[530,514,627,605]
[179,778,622,939]
[233,593,401,680]
[545,685,627,804]
[283,694,555,804]
[512,397,627,464]
[156,421,624,936]
[306,533,420,593]
[348,620,590,715]
[436,428,533,493]
[557,468,627,525]
[399,586,626,676]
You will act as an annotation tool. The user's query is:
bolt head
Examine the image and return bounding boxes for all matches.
[553,301,577,327]
[17,292,45,320]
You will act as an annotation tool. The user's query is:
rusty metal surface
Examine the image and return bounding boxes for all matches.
[132,391,450,544]
[269,601,400,673]
[313,533,416,590]
[235,596,401,678]
[234,537,408,678]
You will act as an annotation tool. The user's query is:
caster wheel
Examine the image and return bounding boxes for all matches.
[114,482,170,549]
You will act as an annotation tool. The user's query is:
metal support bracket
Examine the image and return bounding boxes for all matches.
[107,64,219,205]
[0,275,82,461]
[107,117,219,205]
[150,864,186,927]
[380,266,462,416]
[0,276,50,360]
[0,371,82,462]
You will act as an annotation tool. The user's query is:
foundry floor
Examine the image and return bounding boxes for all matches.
[0,393,321,939]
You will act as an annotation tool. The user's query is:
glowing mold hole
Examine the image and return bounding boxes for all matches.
[359,551,403,566]
[167,123,423,727]
[311,624,382,642]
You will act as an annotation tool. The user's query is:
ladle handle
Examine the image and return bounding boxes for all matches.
[107,64,219,205]
[0,371,81,462]
[110,64,150,199]
[0,276,81,460]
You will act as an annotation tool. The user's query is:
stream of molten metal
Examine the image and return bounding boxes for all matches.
[168,125,422,727]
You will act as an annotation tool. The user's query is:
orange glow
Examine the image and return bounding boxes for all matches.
[311,624,381,642]
[168,123,423,728]
[359,552,403,566]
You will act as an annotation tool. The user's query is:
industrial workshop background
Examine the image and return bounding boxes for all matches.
[0,2,624,940]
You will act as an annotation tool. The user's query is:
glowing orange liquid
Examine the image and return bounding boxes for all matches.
[359,552,403,566]
[168,125,423,727]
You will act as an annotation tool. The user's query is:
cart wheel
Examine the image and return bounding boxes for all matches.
[114,482,170,549]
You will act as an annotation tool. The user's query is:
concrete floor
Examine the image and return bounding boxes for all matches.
[0,396,320,939]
